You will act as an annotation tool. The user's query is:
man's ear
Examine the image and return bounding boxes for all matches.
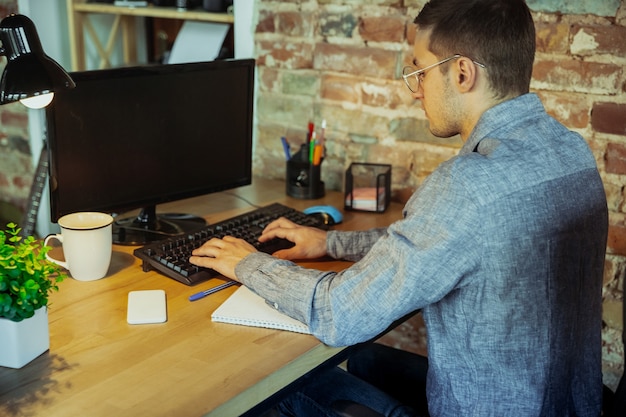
[455,57,478,93]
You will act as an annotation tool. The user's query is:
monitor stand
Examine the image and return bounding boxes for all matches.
[113,205,206,245]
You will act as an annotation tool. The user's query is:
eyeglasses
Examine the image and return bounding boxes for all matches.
[402,54,486,93]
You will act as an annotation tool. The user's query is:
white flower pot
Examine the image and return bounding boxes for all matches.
[0,307,50,369]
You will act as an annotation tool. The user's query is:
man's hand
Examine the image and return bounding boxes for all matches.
[189,236,257,281]
[189,217,328,279]
[260,217,328,260]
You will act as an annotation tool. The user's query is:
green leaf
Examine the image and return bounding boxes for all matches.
[0,222,67,322]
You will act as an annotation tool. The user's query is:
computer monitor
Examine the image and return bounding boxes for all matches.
[46,58,255,245]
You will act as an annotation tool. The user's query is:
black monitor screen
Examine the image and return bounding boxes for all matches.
[46,59,255,245]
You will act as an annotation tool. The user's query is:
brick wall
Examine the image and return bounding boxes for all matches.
[0,0,30,216]
[252,0,626,389]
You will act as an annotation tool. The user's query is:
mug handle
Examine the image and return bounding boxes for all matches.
[43,234,70,270]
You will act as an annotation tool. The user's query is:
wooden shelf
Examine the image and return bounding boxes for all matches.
[67,0,234,70]
[72,3,234,24]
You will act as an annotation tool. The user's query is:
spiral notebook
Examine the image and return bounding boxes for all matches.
[211,286,311,334]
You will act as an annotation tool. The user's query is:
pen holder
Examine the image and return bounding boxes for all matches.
[344,163,391,212]
[286,145,325,199]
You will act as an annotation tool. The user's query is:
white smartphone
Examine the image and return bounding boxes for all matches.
[127,290,167,324]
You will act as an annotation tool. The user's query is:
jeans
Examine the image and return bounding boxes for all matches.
[274,343,430,417]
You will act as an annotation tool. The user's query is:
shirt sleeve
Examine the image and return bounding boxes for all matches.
[235,165,482,347]
[326,228,387,261]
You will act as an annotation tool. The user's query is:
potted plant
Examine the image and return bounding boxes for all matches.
[0,222,66,368]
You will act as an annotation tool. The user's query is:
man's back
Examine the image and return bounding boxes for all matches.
[420,94,608,416]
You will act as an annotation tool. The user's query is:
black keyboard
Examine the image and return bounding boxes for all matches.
[133,203,325,285]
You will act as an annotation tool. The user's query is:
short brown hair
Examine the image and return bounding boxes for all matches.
[415,0,535,99]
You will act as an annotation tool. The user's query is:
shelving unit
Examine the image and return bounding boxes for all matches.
[66,0,235,70]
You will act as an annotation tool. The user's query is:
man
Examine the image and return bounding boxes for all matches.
[190,0,608,415]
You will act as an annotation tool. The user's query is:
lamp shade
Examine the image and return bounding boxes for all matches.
[0,14,75,106]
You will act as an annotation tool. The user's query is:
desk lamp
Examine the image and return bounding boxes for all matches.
[0,14,75,109]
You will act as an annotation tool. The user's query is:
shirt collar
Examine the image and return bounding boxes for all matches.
[460,93,542,155]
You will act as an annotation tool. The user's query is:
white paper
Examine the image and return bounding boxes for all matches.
[168,21,230,64]
[211,286,310,334]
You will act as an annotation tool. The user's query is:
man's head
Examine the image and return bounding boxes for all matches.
[414,0,535,100]
[407,0,536,140]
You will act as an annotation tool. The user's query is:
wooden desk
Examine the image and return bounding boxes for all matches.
[0,178,403,417]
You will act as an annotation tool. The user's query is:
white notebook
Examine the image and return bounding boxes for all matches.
[211,286,311,334]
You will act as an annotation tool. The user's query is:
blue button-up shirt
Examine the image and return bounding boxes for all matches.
[237,93,608,416]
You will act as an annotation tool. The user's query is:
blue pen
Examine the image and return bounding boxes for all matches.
[281,136,291,160]
[189,280,238,301]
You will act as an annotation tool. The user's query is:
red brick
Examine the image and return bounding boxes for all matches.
[607,223,626,256]
[313,43,398,78]
[12,175,30,190]
[571,25,626,56]
[0,172,9,187]
[406,18,416,45]
[255,11,275,33]
[605,182,622,212]
[586,136,607,167]
[276,12,315,37]
[321,74,360,104]
[535,22,569,54]
[602,257,618,286]
[0,108,28,129]
[258,67,280,93]
[592,102,626,136]
[363,79,413,110]
[605,142,626,175]
[532,59,621,94]
[403,0,421,7]
[255,40,314,69]
[359,16,405,43]
[536,91,590,129]
[0,5,18,18]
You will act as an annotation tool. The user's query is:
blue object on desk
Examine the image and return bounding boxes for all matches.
[303,205,343,225]
[189,281,238,301]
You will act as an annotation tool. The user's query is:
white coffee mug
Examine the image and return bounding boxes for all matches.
[44,212,114,281]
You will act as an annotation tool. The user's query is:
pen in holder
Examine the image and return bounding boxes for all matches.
[286,143,325,199]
